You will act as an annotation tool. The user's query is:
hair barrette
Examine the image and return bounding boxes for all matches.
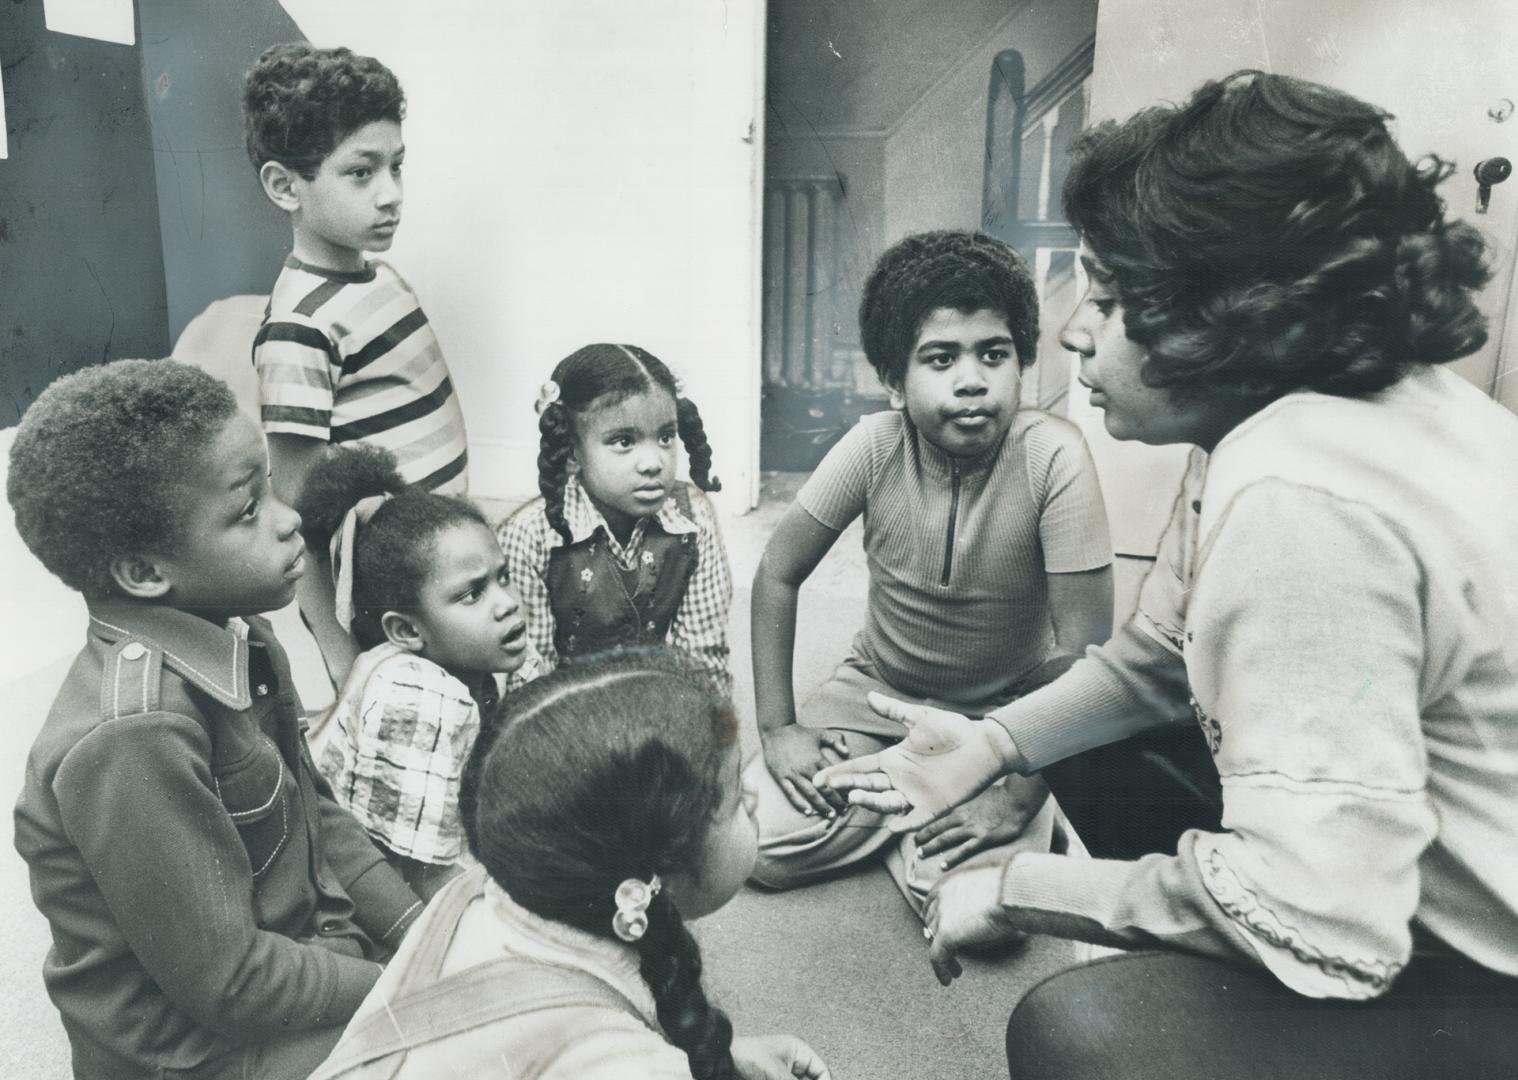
[611,874,661,943]
[534,379,562,416]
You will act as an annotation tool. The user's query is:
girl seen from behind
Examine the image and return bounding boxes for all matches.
[312,650,830,1080]
[299,445,539,900]
[498,344,733,692]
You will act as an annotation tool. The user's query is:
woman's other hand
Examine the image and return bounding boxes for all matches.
[923,865,1026,986]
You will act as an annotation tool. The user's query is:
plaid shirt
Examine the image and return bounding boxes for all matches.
[498,477,733,694]
[314,645,541,865]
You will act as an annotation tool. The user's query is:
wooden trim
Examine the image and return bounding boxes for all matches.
[1024,34,1097,128]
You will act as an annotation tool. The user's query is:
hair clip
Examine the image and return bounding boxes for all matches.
[534,379,562,416]
[611,874,661,943]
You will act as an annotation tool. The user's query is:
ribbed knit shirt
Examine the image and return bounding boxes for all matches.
[987,365,1518,1000]
[797,409,1111,707]
[253,256,468,493]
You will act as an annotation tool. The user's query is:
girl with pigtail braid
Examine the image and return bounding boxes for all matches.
[313,650,831,1079]
[498,344,734,694]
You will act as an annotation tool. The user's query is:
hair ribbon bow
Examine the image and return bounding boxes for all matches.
[329,493,392,632]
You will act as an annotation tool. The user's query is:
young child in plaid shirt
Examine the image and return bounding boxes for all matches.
[298,445,541,900]
[498,344,732,694]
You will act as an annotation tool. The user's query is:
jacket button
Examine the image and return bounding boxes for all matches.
[121,642,147,661]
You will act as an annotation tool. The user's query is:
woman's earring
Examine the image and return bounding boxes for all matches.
[888,388,906,411]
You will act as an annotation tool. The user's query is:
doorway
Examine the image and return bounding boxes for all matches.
[758,0,1101,476]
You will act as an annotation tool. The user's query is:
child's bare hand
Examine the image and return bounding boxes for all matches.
[914,775,1050,870]
[761,726,851,817]
[923,865,1026,986]
[731,1033,832,1079]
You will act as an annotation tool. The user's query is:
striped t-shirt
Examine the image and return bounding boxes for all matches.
[253,256,468,493]
[798,408,1111,707]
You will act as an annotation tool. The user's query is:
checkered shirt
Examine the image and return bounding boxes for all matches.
[498,476,733,695]
[316,645,515,864]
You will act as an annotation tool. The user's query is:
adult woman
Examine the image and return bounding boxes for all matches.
[818,71,1518,1079]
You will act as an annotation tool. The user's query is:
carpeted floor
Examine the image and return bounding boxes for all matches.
[0,470,1080,1079]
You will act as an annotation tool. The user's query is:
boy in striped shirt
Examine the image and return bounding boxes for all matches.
[243,43,469,681]
[746,231,1114,916]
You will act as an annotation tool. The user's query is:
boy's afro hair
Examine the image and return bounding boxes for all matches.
[858,230,1039,388]
[242,42,405,178]
[7,359,239,597]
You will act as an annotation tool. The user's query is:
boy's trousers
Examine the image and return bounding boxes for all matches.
[747,658,1068,914]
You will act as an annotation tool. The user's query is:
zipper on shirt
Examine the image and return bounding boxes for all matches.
[941,463,961,586]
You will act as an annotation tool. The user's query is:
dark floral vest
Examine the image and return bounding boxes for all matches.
[544,487,699,661]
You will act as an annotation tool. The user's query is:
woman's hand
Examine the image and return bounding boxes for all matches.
[761,725,851,816]
[923,865,1026,986]
[731,1034,831,1079]
[914,775,1050,870]
[812,693,1016,832]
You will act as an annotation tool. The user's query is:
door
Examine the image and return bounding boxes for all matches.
[1078,0,1518,572]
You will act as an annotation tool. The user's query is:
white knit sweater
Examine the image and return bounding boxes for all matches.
[988,365,1518,999]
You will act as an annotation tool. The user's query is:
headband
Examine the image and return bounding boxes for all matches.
[329,493,392,632]
[611,874,661,943]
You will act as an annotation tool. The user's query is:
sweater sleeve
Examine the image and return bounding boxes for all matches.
[1027,414,1113,573]
[311,761,425,948]
[540,1010,696,1078]
[500,503,560,689]
[55,714,382,1038]
[987,469,1199,765]
[995,479,1435,1000]
[667,488,734,695]
[794,413,882,531]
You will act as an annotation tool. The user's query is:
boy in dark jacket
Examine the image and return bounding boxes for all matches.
[9,359,423,1080]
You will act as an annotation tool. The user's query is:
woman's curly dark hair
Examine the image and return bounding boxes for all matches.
[536,344,721,546]
[296,444,488,649]
[242,42,406,178]
[463,649,740,1080]
[858,230,1040,388]
[8,359,238,597]
[1064,70,1490,401]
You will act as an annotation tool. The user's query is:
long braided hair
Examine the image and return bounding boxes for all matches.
[537,344,721,546]
[462,650,739,1079]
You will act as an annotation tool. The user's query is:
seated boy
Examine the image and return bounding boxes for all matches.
[9,360,424,1080]
[242,43,468,684]
[748,231,1114,911]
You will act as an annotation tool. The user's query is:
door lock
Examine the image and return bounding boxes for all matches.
[1474,157,1512,213]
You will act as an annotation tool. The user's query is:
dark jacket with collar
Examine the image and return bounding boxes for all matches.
[14,599,423,1080]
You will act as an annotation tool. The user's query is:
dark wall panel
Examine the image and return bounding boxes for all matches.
[139,0,306,342]
[0,0,170,426]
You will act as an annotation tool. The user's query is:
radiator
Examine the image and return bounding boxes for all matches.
[762,177,846,391]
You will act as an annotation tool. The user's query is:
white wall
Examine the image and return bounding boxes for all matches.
[883,0,1098,241]
[1084,0,1518,555]
[279,1,766,511]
